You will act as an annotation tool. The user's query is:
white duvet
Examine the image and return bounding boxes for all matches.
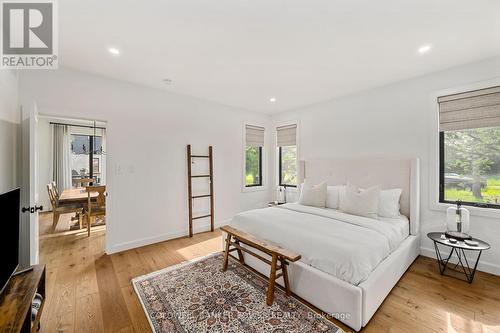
[229,203,409,285]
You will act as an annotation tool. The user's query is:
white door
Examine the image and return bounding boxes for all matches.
[20,103,40,268]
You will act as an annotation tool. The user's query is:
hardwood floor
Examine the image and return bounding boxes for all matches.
[38,212,500,332]
[39,211,105,237]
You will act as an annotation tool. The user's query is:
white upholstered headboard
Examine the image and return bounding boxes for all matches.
[298,158,420,235]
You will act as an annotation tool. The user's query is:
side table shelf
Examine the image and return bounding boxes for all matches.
[0,265,46,333]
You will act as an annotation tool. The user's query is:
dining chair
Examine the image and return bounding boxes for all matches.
[84,186,106,237]
[51,181,59,198]
[75,178,95,188]
[47,183,83,230]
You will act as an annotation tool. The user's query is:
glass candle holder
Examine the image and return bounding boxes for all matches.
[446,202,470,239]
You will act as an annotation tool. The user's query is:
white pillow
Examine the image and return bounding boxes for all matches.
[378,188,402,218]
[298,180,327,208]
[340,183,380,219]
[326,185,346,209]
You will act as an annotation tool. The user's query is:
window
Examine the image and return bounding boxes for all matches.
[70,134,104,185]
[438,86,500,209]
[245,125,264,187]
[245,145,262,186]
[277,124,297,187]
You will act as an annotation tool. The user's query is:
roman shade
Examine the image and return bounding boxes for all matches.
[276,124,297,146]
[246,125,265,146]
[438,86,500,131]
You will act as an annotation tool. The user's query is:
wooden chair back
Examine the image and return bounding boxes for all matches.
[47,183,59,209]
[51,181,59,198]
[86,186,106,215]
[84,185,105,237]
[76,178,95,188]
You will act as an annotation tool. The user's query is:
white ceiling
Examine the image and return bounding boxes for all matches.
[60,0,500,114]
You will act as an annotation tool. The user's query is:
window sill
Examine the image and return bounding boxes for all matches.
[242,186,267,193]
[430,201,500,219]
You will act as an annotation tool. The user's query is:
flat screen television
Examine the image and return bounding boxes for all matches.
[0,188,20,295]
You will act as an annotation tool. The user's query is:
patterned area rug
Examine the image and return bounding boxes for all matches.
[132,253,344,333]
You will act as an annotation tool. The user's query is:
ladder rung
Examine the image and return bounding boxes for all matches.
[191,175,210,178]
[192,214,211,220]
[192,194,211,199]
[191,155,209,158]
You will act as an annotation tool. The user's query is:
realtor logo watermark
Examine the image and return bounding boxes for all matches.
[1,0,58,69]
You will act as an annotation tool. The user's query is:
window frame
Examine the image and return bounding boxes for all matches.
[242,123,266,192]
[430,79,500,219]
[69,126,106,185]
[438,130,500,210]
[274,121,299,191]
[70,133,100,183]
[245,145,263,188]
[278,146,297,188]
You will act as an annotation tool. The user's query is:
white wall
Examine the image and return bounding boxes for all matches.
[272,57,500,275]
[0,70,19,194]
[0,70,24,265]
[19,68,272,253]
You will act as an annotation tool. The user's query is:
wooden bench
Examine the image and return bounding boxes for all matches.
[220,225,301,305]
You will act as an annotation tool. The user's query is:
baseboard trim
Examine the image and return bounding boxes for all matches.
[106,219,230,254]
[420,246,500,276]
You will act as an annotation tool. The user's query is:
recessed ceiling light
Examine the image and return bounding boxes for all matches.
[269,97,277,103]
[418,44,432,54]
[108,47,120,55]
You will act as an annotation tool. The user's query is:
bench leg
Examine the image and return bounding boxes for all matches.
[267,254,278,306]
[234,240,245,264]
[222,234,231,271]
[280,258,291,296]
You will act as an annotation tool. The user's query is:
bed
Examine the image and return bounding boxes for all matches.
[227,158,420,331]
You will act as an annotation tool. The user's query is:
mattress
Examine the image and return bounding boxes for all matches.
[229,203,409,285]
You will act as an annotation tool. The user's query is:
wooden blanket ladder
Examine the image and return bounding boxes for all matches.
[187,144,214,237]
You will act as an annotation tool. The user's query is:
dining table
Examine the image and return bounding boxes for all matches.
[58,187,102,204]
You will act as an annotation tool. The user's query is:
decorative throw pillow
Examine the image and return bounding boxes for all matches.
[326,185,346,209]
[378,188,402,218]
[298,180,327,208]
[340,183,380,219]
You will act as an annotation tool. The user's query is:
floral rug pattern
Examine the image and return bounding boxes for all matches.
[132,253,343,333]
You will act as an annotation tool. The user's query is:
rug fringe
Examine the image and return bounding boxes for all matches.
[132,275,158,333]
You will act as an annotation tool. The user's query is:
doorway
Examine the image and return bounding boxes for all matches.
[37,115,107,238]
